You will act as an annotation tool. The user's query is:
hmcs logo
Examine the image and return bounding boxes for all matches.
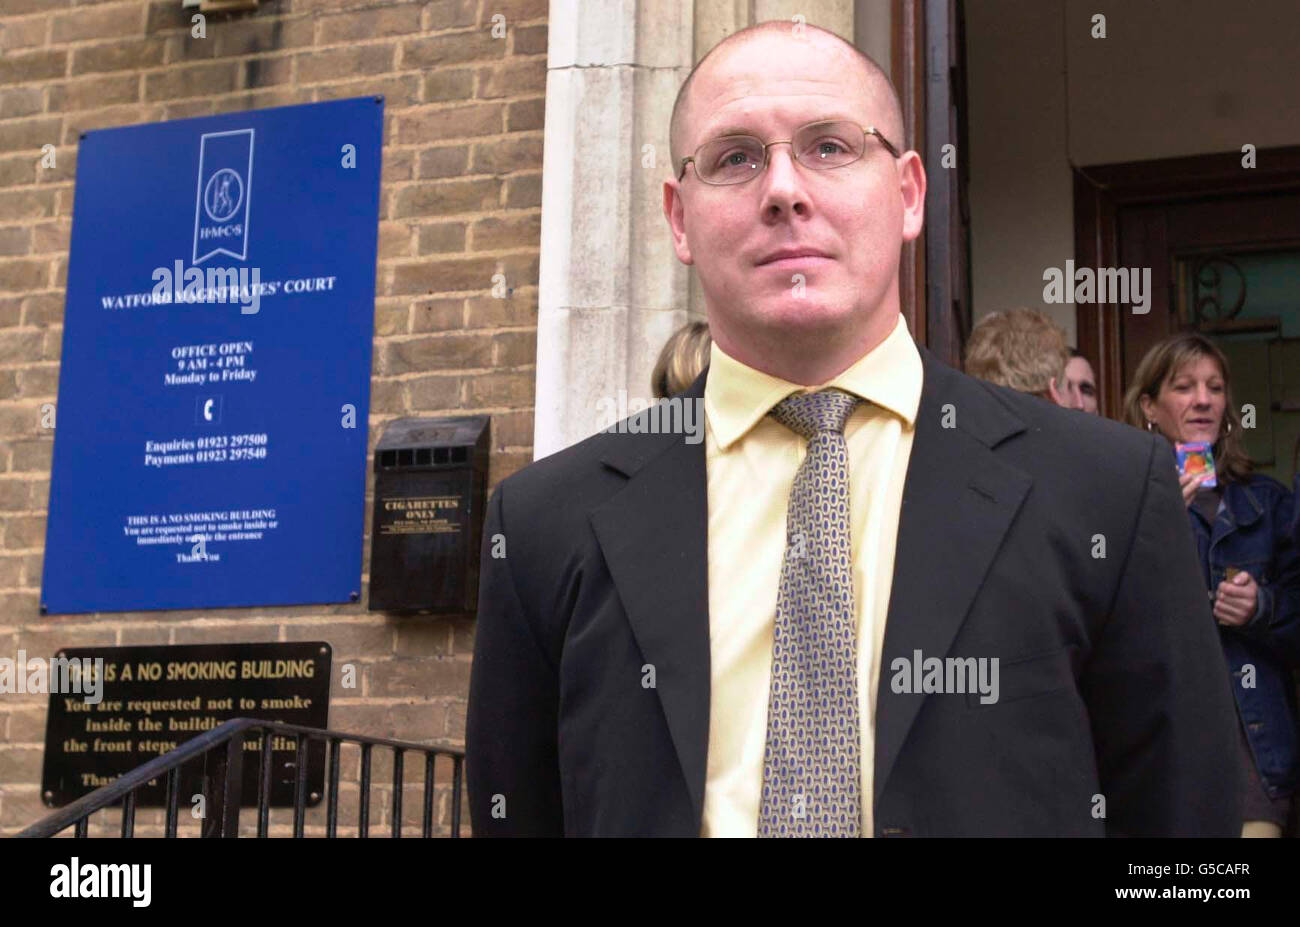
[205,168,243,222]
[193,128,254,264]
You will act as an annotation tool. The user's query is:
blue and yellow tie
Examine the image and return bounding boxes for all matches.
[757,388,863,837]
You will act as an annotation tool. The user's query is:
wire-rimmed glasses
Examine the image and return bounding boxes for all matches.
[677,120,901,184]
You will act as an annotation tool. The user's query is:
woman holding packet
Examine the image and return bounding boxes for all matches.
[1125,332,1300,836]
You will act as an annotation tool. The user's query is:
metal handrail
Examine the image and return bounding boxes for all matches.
[14,717,464,839]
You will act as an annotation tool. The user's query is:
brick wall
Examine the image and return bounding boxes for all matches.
[0,0,546,835]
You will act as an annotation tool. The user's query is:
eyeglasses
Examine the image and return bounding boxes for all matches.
[677,120,901,185]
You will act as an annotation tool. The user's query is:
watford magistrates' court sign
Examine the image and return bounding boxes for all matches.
[41,97,383,614]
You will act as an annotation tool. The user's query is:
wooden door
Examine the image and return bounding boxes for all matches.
[1074,147,1300,424]
[892,0,971,364]
[920,0,971,366]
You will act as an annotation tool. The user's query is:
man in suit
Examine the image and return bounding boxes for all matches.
[465,20,1241,836]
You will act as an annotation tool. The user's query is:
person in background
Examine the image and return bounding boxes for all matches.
[963,307,1072,406]
[652,319,711,399]
[1125,332,1300,837]
[1064,347,1100,415]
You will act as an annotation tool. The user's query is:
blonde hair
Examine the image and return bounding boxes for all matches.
[1122,332,1252,483]
[963,308,1069,398]
[651,320,711,398]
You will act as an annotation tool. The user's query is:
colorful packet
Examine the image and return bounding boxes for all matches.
[1175,441,1217,489]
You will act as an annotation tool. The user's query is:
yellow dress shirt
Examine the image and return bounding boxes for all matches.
[700,312,922,837]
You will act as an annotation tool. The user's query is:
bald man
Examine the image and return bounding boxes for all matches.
[467,21,1240,837]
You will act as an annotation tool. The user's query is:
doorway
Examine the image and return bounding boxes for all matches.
[1073,147,1300,484]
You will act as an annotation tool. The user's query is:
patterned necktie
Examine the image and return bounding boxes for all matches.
[757,388,863,837]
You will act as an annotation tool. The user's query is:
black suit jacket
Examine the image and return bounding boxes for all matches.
[466,346,1242,836]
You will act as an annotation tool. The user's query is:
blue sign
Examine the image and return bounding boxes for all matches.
[42,97,384,614]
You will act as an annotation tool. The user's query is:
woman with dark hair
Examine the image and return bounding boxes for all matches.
[1124,332,1300,836]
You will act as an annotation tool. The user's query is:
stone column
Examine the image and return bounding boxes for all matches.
[534,0,693,459]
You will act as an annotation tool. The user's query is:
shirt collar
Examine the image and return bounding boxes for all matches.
[704,313,922,451]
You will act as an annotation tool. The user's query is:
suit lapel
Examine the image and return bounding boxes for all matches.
[873,349,1033,807]
[588,371,711,833]
[583,352,1036,831]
